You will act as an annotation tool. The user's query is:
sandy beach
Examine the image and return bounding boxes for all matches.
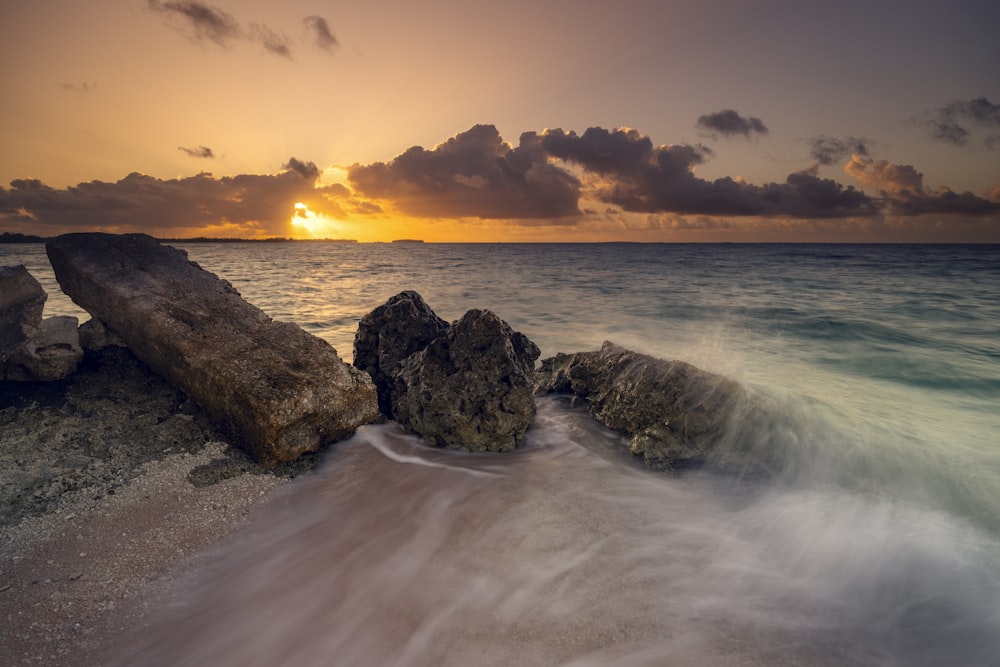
[0,348,310,666]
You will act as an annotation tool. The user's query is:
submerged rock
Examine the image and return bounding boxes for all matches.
[392,309,540,452]
[4,315,83,381]
[353,290,449,416]
[535,341,743,469]
[0,264,46,365]
[46,232,380,466]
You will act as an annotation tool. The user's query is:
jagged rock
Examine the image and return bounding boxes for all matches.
[353,291,449,416]
[78,317,127,351]
[392,309,540,452]
[4,316,83,381]
[46,232,380,466]
[535,341,743,469]
[1,264,46,364]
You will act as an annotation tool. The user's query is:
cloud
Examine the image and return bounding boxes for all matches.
[844,154,924,193]
[250,23,293,59]
[348,124,582,219]
[149,1,323,59]
[807,135,870,166]
[540,127,873,218]
[282,157,320,181]
[888,187,1000,217]
[303,16,338,51]
[0,160,348,238]
[696,109,769,139]
[62,82,97,93]
[925,97,1000,147]
[178,145,215,159]
[844,153,1000,217]
[147,0,241,47]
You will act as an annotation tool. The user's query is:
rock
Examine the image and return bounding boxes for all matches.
[4,316,84,381]
[78,317,127,351]
[1,264,46,364]
[535,341,743,469]
[353,291,449,416]
[392,309,540,452]
[46,232,380,466]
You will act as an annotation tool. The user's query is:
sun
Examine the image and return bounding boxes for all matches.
[291,202,331,237]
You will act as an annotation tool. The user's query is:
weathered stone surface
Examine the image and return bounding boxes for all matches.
[4,316,83,381]
[392,309,540,452]
[78,317,127,351]
[535,341,744,469]
[1,264,46,363]
[353,290,449,416]
[46,233,380,466]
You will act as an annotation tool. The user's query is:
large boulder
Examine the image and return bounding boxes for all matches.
[392,309,540,452]
[1,265,46,364]
[353,290,449,416]
[4,315,83,381]
[535,341,744,469]
[46,233,380,466]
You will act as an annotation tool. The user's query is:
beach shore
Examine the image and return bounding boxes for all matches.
[0,348,312,666]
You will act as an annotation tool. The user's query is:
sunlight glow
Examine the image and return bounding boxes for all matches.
[290,202,342,238]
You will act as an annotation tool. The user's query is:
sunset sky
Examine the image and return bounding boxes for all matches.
[2,0,999,242]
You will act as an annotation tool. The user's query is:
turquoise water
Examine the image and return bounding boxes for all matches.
[4,242,1000,665]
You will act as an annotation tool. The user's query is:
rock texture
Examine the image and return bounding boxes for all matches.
[4,315,83,381]
[46,232,379,466]
[392,308,540,452]
[78,317,127,352]
[1,264,46,365]
[535,341,743,469]
[353,290,449,416]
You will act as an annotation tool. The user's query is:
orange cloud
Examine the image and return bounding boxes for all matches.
[844,154,924,193]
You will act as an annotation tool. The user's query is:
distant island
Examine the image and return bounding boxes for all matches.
[391,239,424,244]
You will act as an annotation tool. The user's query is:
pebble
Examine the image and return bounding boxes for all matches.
[68,572,83,581]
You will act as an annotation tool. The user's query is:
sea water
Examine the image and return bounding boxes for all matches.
[3,242,999,666]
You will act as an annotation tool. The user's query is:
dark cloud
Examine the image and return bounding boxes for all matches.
[149,1,314,59]
[282,157,320,181]
[541,127,872,218]
[250,23,293,59]
[147,0,241,47]
[178,145,215,159]
[348,124,582,219]
[62,82,97,93]
[807,135,870,166]
[925,97,1000,147]
[303,16,338,51]
[696,109,769,139]
[888,187,1000,217]
[0,163,345,237]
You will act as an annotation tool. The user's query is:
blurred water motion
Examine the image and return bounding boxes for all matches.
[115,399,1000,666]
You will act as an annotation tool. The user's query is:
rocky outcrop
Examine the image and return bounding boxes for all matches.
[46,232,380,466]
[4,316,83,381]
[78,317,127,352]
[1,265,46,365]
[353,290,449,415]
[535,341,744,469]
[392,309,540,452]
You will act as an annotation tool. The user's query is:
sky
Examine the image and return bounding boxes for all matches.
[1,0,999,242]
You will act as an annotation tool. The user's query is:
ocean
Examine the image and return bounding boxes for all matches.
[3,242,999,666]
